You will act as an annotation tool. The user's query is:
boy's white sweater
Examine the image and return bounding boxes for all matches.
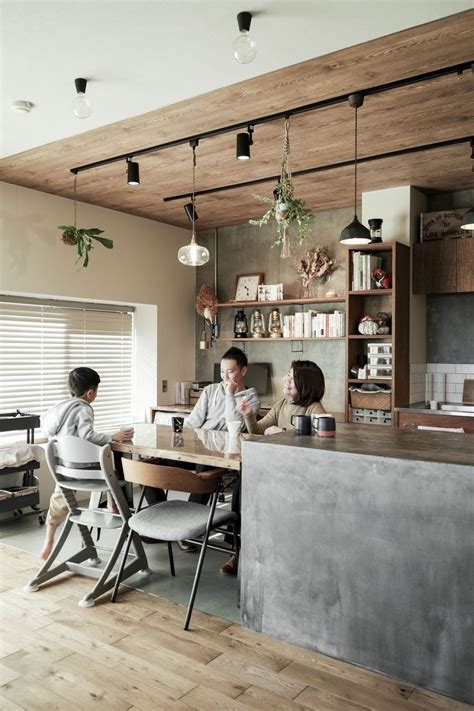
[41,398,111,446]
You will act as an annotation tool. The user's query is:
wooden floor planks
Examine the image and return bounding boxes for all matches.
[0,543,471,711]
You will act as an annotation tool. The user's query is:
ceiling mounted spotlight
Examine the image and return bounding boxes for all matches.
[72,77,92,119]
[10,101,33,114]
[340,93,371,245]
[233,11,257,64]
[177,140,209,267]
[184,202,199,223]
[236,125,254,160]
[127,158,140,186]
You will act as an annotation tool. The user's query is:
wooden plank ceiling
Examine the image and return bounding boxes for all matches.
[1,10,473,230]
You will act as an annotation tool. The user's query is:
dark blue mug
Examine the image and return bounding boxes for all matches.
[291,414,312,435]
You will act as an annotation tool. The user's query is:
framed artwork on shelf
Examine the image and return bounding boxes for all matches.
[233,273,264,301]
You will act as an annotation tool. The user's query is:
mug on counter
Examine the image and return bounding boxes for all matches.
[291,414,312,435]
[171,415,185,433]
[311,414,336,437]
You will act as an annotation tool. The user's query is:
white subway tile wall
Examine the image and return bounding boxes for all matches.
[410,363,474,404]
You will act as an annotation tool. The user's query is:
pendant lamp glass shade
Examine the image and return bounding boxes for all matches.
[178,141,209,267]
[340,94,371,245]
[233,12,257,63]
[460,208,474,231]
[178,232,209,266]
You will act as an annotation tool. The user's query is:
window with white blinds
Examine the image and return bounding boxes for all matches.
[0,299,134,442]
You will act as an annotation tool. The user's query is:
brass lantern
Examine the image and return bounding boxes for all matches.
[250,309,266,338]
[268,308,283,338]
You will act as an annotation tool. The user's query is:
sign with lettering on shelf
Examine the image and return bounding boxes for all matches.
[420,209,470,242]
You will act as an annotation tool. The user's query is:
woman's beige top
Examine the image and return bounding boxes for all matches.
[244,398,326,434]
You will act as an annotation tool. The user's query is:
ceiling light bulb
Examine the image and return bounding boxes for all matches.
[233,12,256,64]
[73,78,92,119]
[178,232,209,267]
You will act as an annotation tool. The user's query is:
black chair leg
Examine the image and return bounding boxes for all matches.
[111,528,133,602]
[232,524,240,564]
[184,534,210,631]
[167,541,175,576]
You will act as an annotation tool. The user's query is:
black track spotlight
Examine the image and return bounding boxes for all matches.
[236,125,253,160]
[127,158,140,186]
[184,202,199,223]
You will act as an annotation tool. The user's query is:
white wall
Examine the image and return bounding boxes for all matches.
[0,182,197,506]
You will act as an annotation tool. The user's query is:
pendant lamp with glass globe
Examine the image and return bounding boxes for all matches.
[340,94,371,245]
[178,141,210,267]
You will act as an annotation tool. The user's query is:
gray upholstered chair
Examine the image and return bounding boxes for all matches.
[111,458,238,629]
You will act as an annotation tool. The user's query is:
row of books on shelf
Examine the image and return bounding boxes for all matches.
[283,310,345,338]
[351,252,383,291]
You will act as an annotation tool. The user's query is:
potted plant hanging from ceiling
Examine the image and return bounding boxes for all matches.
[58,176,113,268]
[249,118,313,258]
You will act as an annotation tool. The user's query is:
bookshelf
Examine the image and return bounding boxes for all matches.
[345,242,410,425]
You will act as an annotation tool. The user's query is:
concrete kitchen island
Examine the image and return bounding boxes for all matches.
[240,424,474,704]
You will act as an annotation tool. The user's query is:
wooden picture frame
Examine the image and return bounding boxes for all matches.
[233,273,265,302]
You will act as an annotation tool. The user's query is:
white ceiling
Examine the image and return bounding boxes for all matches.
[1,0,472,159]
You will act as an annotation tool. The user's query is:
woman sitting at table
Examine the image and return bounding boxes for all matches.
[238,359,326,435]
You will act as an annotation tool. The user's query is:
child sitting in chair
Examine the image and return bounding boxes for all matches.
[40,367,133,560]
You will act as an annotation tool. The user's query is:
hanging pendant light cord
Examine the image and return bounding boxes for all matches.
[192,144,196,237]
[353,106,358,216]
[73,174,77,228]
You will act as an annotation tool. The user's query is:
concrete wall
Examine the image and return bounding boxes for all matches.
[241,438,474,704]
[195,207,353,416]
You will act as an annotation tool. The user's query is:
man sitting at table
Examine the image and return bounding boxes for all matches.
[146,346,260,575]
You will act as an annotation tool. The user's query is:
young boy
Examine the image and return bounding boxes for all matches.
[40,367,134,560]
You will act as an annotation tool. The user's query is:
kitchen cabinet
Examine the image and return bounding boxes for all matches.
[413,237,474,294]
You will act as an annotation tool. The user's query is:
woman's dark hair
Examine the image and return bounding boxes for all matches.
[68,367,101,397]
[291,360,325,407]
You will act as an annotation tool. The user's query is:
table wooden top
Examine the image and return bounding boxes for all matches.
[111,424,241,471]
[244,423,474,468]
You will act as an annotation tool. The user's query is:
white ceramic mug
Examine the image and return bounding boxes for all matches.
[227,420,242,438]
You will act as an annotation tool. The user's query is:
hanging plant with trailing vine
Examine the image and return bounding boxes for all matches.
[249,119,313,258]
[58,176,113,268]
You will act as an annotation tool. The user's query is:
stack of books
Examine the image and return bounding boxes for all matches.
[351,252,383,290]
[282,310,345,338]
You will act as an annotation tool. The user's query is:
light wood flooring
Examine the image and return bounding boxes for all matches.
[0,544,470,711]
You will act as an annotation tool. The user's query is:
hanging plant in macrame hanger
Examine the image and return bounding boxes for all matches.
[249,118,313,259]
[58,175,113,268]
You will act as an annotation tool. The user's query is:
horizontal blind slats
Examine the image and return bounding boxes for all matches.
[0,301,133,443]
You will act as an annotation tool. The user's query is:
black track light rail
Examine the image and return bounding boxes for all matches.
[163,136,473,202]
[70,61,472,176]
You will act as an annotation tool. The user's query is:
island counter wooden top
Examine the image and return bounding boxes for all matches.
[245,423,474,468]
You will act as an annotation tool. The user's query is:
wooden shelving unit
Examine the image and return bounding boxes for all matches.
[345,242,410,425]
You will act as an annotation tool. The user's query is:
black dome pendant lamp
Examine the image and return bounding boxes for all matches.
[340,93,371,245]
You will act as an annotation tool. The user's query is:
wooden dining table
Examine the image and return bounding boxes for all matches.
[111,423,242,471]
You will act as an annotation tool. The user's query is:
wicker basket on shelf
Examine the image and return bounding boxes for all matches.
[350,389,391,410]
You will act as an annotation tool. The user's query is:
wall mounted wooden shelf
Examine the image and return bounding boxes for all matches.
[348,379,392,384]
[217,337,345,342]
[348,289,392,296]
[348,335,392,340]
[217,297,346,309]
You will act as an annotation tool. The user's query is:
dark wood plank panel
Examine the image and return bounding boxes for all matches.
[413,241,457,294]
[456,238,474,293]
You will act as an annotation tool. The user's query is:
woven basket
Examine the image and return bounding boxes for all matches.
[350,390,391,410]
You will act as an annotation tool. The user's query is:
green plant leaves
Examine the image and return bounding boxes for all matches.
[58,224,113,268]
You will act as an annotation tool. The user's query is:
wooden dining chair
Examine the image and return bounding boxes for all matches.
[111,458,238,629]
